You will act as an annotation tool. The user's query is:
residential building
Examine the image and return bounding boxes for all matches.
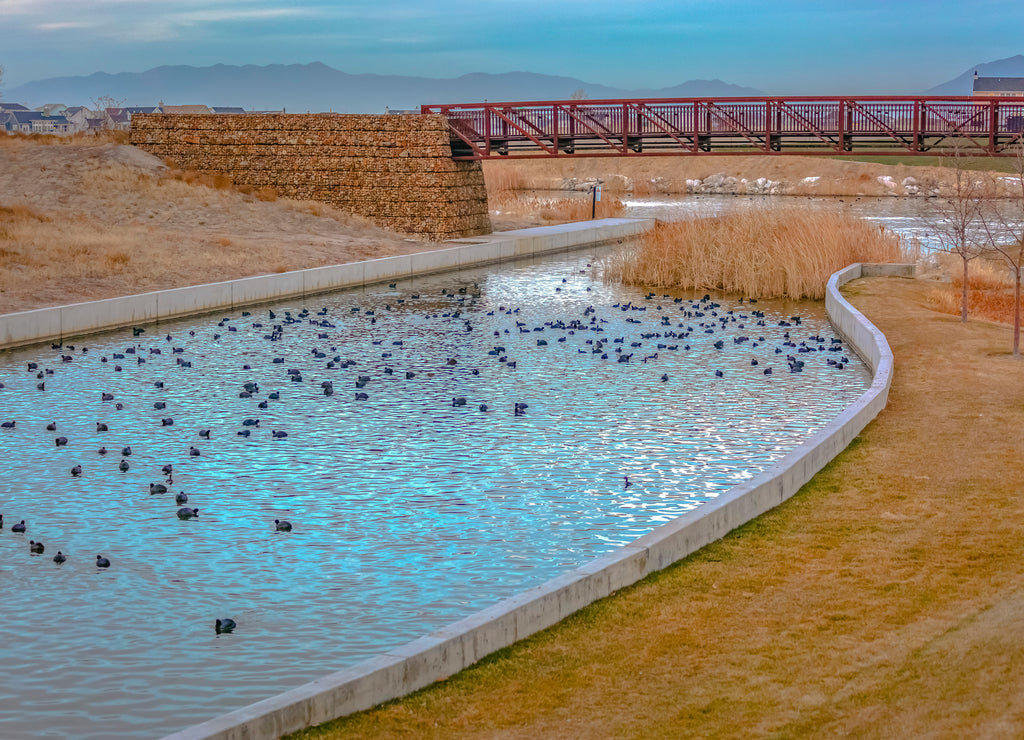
[972,72,1024,98]
[1,110,72,134]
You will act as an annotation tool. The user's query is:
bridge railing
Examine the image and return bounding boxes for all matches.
[422,96,1024,158]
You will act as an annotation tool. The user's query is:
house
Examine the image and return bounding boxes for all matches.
[211,106,247,114]
[63,106,91,132]
[1,110,72,134]
[98,106,164,130]
[161,104,213,115]
[0,102,31,112]
[972,72,1024,98]
[104,107,132,130]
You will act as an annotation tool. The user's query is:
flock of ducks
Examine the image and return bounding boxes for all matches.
[0,268,855,636]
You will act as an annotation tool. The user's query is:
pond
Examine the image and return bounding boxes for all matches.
[0,242,870,739]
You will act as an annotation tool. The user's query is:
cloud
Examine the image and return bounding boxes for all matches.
[36,21,96,31]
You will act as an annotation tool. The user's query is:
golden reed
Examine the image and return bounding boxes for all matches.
[603,208,912,300]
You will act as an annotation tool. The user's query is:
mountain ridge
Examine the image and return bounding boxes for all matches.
[7,62,763,112]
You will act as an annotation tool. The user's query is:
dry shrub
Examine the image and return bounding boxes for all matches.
[0,203,52,224]
[485,165,529,196]
[254,186,278,202]
[168,169,233,190]
[216,237,232,247]
[926,260,1022,325]
[630,179,654,196]
[604,208,911,300]
[105,251,131,268]
[0,130,129,148]
[493,192,626,224]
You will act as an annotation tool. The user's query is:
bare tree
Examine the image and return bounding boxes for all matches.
[569,88,588,101]
[90,94,127,129]
[923,143,988,322]
[978,141,1024,356]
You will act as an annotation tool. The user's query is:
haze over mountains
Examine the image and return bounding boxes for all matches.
[923,54,1024,95]
[7,62,763,111]
[7,55,1024,112]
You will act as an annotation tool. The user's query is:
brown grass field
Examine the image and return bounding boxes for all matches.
[290,276,1024,740]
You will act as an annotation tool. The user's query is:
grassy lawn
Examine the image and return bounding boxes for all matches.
[290,276,1024,739]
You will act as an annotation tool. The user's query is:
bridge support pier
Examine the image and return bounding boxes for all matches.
[130,113,491,241]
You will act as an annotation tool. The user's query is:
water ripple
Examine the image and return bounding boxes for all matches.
[0,245,868,738]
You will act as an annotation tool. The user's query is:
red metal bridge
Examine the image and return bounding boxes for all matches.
[421,96,1024,160]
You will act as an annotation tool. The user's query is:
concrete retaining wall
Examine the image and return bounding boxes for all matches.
[0,219,650,351]
[159,262,911,740]
[130,113,490,240]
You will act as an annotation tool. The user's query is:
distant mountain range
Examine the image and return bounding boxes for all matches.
[7,62,764,112]
[924,54,1024,95]
[9,57,1024,112]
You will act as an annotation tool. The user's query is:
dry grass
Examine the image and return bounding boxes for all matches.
[484,166,529,195]
[490,190,626,226]
[603,208,912,300]
[0,130,129,148]
[486,161,626,225]
[926,259,1024,325]
[288,277,1024,740]
[0,139,437,313]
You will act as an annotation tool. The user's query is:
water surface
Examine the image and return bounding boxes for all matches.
[0,244,869,738]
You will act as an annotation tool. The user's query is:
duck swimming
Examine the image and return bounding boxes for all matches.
[275,519,292,532]
[96,554,110,568]
[176,507,199,520]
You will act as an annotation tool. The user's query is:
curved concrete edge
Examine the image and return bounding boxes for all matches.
[160,262,913,740]
[0,218,652,351]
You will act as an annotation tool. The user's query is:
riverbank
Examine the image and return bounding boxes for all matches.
[291,275,1024,739]
[483,153,1014,199]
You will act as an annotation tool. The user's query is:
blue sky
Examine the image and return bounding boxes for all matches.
[1,0,1021,92]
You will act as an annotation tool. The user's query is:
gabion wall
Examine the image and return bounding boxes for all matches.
[130,113,491,240]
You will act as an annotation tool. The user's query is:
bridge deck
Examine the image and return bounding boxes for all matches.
[421,96,1024,159]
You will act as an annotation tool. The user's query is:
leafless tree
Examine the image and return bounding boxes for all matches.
[90,94,127,129]
[569,88,588,101]
[923,143,988,322]
[978,141,1024,356]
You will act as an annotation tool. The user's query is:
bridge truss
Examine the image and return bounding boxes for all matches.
[421,96,1024,160]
